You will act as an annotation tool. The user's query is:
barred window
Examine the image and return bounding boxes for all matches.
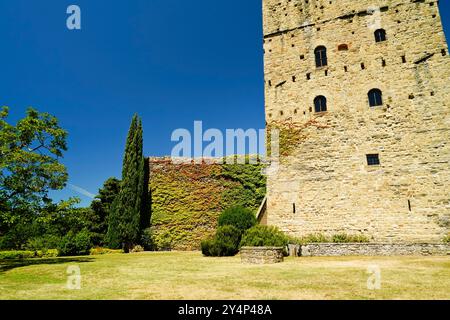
[367,154,381,166]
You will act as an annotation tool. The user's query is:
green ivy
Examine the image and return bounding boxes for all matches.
[149,159,266,250]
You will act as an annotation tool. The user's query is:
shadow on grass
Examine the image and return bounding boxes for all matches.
[0,257,94,274]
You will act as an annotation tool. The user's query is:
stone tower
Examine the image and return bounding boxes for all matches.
[262,0,450,242]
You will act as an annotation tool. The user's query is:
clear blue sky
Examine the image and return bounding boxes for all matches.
[1,1,449,207]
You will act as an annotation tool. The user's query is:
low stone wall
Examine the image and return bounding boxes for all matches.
[300,243,450,257]
[240,247,284,264]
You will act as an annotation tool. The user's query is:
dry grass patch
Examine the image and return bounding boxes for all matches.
[0,252,448,300]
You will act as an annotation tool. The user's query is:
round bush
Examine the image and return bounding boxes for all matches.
[240,225,289,250]
[201,225,241,257]
[58,229,92,257]
[218,206,257,233]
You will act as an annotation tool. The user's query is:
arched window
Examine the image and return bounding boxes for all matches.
[314,96,327,113]
[368,89,383,107]
[315,46,328,67]
[374,29,387,42]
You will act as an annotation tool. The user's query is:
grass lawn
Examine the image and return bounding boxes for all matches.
[0,252,449,300]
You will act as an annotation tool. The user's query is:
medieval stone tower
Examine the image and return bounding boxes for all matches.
[262,0,450,243]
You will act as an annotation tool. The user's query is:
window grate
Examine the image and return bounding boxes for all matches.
[367,154,381,166]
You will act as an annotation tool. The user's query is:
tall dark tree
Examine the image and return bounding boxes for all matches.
[90,177,121,245]
[106,115,147,252]
[140,157,151,231]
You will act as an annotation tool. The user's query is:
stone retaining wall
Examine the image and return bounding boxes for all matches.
[240,247,284,264]
[300,243,450,257]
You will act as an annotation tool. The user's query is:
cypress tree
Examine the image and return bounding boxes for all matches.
[106,115,146,252]
[140,157,151,231]
[137,120,151,231]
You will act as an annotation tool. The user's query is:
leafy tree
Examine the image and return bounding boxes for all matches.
[0,107,68,232]
[107,115,147,252]
[90,177,121,245]
[0,197,84,250]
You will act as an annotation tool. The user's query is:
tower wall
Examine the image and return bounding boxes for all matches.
[263,0,450,242]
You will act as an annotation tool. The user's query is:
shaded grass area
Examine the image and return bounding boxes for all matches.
[0,252,449,300]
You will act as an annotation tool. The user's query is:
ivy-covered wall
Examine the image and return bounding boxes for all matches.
[148,158,266,251]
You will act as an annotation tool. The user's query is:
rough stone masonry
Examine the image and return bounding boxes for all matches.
[262,0,450,243]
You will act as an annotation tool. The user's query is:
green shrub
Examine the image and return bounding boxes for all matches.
[152,231,173,251]
[89,247,123,255]
[201,225,242,257]
[0,249,59,260]
[25,235,61,251]
[218,206,257,233]
[58,230,92,257]
[141,228,155,251]
[240,225,289,250]
[131,245,144,253]
[443,235,450,244]
[287,234,328,245]
[0,251,36,260]
[332,233,370,243]
[36,249,59,258]
[294,233,370,244]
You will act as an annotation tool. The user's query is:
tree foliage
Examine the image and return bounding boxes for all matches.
[201,225,241,257]
[218,206,257,233]
[90,177,121,245]
[240,225,289,249]
[106,115,147,252]
[0,106,68,232]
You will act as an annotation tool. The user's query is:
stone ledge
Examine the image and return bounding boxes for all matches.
[240,247,284,264]
[299,243,450,257]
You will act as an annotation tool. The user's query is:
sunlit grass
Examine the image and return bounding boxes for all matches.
[0,252,448,300]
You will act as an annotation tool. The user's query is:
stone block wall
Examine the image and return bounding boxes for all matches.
[300,243,450,256]
[240,247,285,264]
[263,0,450,242]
